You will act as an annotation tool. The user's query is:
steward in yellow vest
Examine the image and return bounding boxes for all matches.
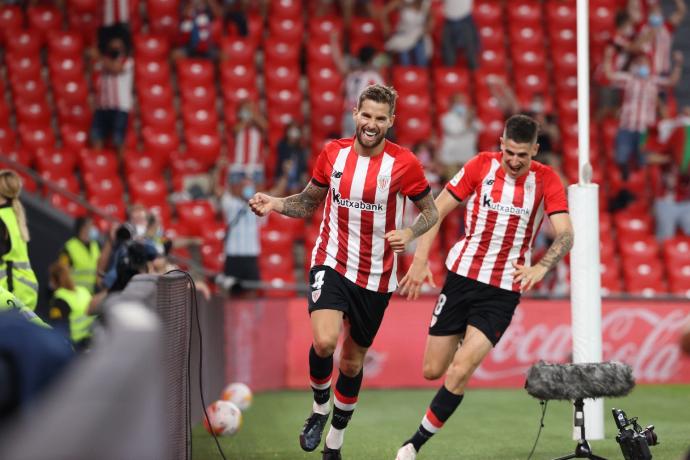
[0,170,38,310]
[61,217,101,294]
[0,284,49,328]
[47,261,94,350]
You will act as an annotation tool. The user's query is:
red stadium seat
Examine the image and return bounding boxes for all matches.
[668,264,690,297]
[49,193,87,218]
[134,34,170,60]
[7,55,41,81]
[128,174,168,206]
[478,24,505,51]
[35,148,77,175]
[662,236,690,265]
[183,108,218,132]
[147,0,177,15]
[270,0,302,19]
[47,30,84,58]
[310,89,343,113]
[11,78,47,105]
[176,200,216,236]
[220,37,256,66]
[589,4,616,35]
[506,0,542,27]
[84,175,125,201]
[310,109,341,139]
[149,11,178,39]
[16,101,51,127]
[40,169,80,195]
[260,228,293,254]
[614,212,654,239]
[48,56,84,80]
[549,27,577,54]
[180,84,217,111]
[222,84,259,106]
[264,38,300,65]
[269,16,304,42]
[392,67,430,93]
[220,62,257,88]
[394,113,432,147]
[143,127,180,157]
[57,101,92,131]
[137,83,174,107]
[185,129,221,166]
[53,79,89,105]
[349,17,384,54]
[397,92,431,114]
[177,59,215,86]
[0,6,23,38]
[135,59,171,86]
[227,12,263,46]
[6,29,42,55]
[124,151,166,178]
[552,49,578,76]
[473,0,502,27]
[0,125,16,152]
[307,41,337,68]
[514,70,549,96]
[308,15,343,43]
[27,6,61,41]
[265,64,300,92]
[0,102,8,126]
[508,25,544,49]
[19,125,54,151]
[511,47,547,73]
[141,105,177,131]
[433,66,471,97]
[201,220,227,246]
[546,2,576,30]
[308,66,343,92]
[79,148,119,178]
[478,47,508,72]
[60,124,88,152]
[201,243,225,273]
[619,235,659,266]
[267,88,303,113]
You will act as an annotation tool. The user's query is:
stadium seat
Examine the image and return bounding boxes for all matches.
[40,169,80,195]
[176,200,216,236]
[141,105,177,131]
[180,84,217,111]
[267,88,303,114]
[134,34,170,61]
[53,79,89,106]
[308,66,343,93]
[614,213,653,239]
[185,129,221,167]
[589,3,616,35]
[0,6,23,37]
[219,37,256,66]
[394,114,432,147]
[183,108,219,132]
[27,5,62,42]
[19,125,55,151]
[177,59,215,87]
[478,24,505,51]
[264,64,301,92]
[49,56,85,80]
[549,27,577,54]
[264,38,300,65]
[16,101,51,127]
[35,148,77,175]
[260,228,293,254]
[433,66,471,98]
[269,16,304,42]
[201,243,225,273]
[6,30,42,56]
[310,89,343,114]
[506,0,542,27]
[662,236,690,265]
[270,0,302,19]
[552,49,578,76]
[148,11,178,39]
[668,264,690,297]
[478,47,508,72]
[0,125,16,152]
[128,174,168,207]
[349,17,384,53]
[227,12,263,46]
[220,62,257,89]
[79,148,119,178]
[392,67,430,93]
[123,152,166,178]
[307,41,337,68]
[508,25,544,49]
[137,83,174,108]
[473,0,502,26]
[47,30,84,58]
[396,92,431,115]
[265,211,306,238]
[222,84,259,106]
[142,127,180,158]
[135,59,171,86]
[514,70,549,97]
[49,193,87,218]
[84,175,125,202]
[310,109,341,139]
[511,47,547,73]
[11,78,48,105]
[308,15,343,43]
[7,55,42,81]
[57,101,92,131]
[619,235,659,265]
[0,148,32,169]
[201,220,227,246]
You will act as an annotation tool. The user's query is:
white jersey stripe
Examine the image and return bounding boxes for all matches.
[499,172,536,289]
[344,156,370,281]
[477,176,516,285]
[366,153,395,290]
[388,192,405,292]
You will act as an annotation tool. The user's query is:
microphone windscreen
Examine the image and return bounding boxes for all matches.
[525,361,635,400]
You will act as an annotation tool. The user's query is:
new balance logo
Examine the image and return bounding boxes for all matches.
[332,188,385,212]
[482,194,530,216]
[484,179,495,186]
[332,170,343,179]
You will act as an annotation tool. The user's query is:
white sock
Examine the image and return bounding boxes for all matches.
[313,400,330,415]
[325,426,344,449]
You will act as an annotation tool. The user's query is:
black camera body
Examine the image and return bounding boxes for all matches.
[612,408,658,460]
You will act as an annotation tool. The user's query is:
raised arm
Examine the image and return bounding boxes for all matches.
[398,188,459,299]
[670,0,687,27]
[248,181,328,219]
[513,212,574,292]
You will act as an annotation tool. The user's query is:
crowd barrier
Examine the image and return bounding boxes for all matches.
[225,298,690,390]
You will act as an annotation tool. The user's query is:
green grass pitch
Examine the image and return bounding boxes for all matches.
[192,385,690,459]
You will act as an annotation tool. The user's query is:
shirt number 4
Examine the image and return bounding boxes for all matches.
[312,270,326,290]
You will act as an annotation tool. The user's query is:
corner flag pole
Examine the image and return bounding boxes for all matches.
[568,0,604,440]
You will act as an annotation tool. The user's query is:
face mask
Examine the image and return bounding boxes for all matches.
[453,104,466,117]
[88,227,100,241]
[648,14,663,27]
[241,184,255,200]
[637,65,650,79]
[239,109,252,121]
[531,100,544,113]
[288,127,301,139]
[135,224,147,237]
[155,227,163,239]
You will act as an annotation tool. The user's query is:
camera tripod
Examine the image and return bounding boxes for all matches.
[552,399,607,460]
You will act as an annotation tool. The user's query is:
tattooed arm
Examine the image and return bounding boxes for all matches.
[385,190,439,253]
[513,212,574,292]
[248,181,328,219]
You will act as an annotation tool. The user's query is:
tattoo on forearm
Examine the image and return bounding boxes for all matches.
[538,231,574,271]
[280,183,327,218]
[409,194,439,238]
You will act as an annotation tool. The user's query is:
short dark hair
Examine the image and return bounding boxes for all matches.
[615,10,630,28]
[73,216,91,235]
[504,114,539,144]
[357,84,398,115]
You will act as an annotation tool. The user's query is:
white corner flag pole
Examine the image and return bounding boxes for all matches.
[569,0,604,440]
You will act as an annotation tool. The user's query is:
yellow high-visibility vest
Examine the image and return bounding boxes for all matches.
[0,206,38,310]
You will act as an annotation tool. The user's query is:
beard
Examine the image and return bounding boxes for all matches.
[355,126,386,149]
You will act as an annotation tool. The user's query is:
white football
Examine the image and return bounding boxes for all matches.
[203,400,242,436]
[222,382,253,411]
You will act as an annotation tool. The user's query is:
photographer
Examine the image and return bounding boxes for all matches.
[90,35,134,159]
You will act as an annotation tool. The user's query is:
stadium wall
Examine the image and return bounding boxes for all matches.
[225,299,690,390]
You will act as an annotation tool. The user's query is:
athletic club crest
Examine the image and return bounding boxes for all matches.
[377,175,391,191]
[311,289,321,303]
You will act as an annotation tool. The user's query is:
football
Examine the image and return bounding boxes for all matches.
[222,382,253,411]
[203,400,242,436]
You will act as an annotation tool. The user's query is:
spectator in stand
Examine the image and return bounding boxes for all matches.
[273,121,309,197]
[603,49,683,180]
[230,100,267,182]
[178,0,223,59]
[217,171,262,297]
[441,0,480,69]
[647,105,690,240]
[331,31,386,137]
[90,35,134,160]
[486,75,520,117]
[413,140,442,194]
[439,93,480,182]
[637,0,686,76]
[381,0,433,67]
[59,216,101,295]
[221,0,251,37]
[526,93,560,159]
[98,0,132,56]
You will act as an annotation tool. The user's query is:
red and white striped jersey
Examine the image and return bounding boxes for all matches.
[639,22,675,75]
[611,71,668,132]
[103,0,130,25]
[310,138,430,293]
[445,152,568,292]
[232,125,264,168]
[96,57,134,112]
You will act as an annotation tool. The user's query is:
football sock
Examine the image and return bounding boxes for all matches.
[407,385,463,452]
[326,368,363,449]
[309,345,333,412]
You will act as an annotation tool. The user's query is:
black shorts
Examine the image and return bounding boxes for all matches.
[308,265,392,348]
[429,271,520,346]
